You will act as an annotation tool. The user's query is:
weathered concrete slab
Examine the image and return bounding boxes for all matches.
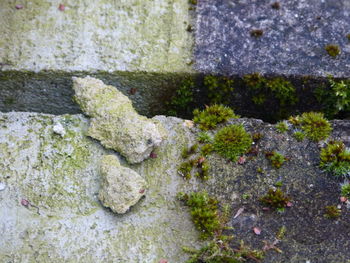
[1,111,350,262]
[195,0,350,77]
[0,112,200,262]
[0,0,193,73]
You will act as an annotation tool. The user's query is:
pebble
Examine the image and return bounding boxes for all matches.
[53,122,66,137]
[0,182,6,191]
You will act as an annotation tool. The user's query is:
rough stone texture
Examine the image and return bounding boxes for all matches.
[0,112,201,263]
[99,155,147,214]
[195,0,350,77]
[1,112,350,262]
[73,76,167,163]
[0,0,193,73]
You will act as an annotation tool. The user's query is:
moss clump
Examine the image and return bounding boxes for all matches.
[243,74,297,120]
[195,157,210,180]
[197,132,213,143]
[341,183,350,198]
[260,188,291,212]
[265,77,297,106]
[201,143,214,156]
[167,78,195,117]
[276,121,288,133]
[178,191,221,239]
[314,77,350,119]
[325,44,341,57]
[182,144,199,159]
[213,124,252,162]
[347,34,350,42]
[324,205,341,219]
[320,141,350,177]
[243,73,266,90]
[178,159,197,180]
[293,131,305,142]
[265,151,286,169]
[299,112,332,141]
[204,75,234,105]
[180,193,265,263]
[193,105,238,131]
[288,115,301,126]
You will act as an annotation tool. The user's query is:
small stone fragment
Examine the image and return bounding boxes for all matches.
[98,155,147,214]
[253,227,262,235]
[15,4,23,9]
[0,182,6,191]
[53,122,66,137]
[72,76,167,164]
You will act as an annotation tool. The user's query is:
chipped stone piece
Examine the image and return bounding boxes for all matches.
[73,76,167,163]
[0,182,6,191]
[53,122,66,137]
[98,155,147,214]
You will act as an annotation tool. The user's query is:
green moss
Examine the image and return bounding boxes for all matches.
[243,73,266,90]
[320,141,350,177]
[243,74,297,119]
[204,75,234,105]
[260,188,291,212]
[341,183,350,198]
[213,124,252,162]
[347,34,350,42]
[265,77,297,106]
[177,191,221,239]
[252,94,266,105]
[197,132,213,143]
[324,205,341,219]
[189,0,197,4]
[276,121,288,133]
[325,44,341,57]
[288,115,301,126]
[193,105,238,131]
[252,132,263,142]
[180,192,265,263]
[329,78,350,111]
[201,143,214,156]
[299,112,332,141]
[313,77,350,118]
[182,144,199,159]
[293,131,305,142]
[195,157,210,180]
[167,78,195,116]
[178,159,197,180]
[265,151,286,169]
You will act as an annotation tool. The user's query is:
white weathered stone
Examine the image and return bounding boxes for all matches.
[0,0,193,73]
[53,121,66,137]
[98,155,147,214]
[0,112,200,262]
[73,76,167,163]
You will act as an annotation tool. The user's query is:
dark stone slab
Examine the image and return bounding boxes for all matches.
[195,0,350,77]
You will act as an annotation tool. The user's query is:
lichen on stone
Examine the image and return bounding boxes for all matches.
[98,155,147,214]
[72,76,167,163]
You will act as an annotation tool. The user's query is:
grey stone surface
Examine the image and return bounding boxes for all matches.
[73,76,167,163]
[0,112,201,263]
[98,155,147,214]
[0,111,350,262]
[195,0,350,77]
